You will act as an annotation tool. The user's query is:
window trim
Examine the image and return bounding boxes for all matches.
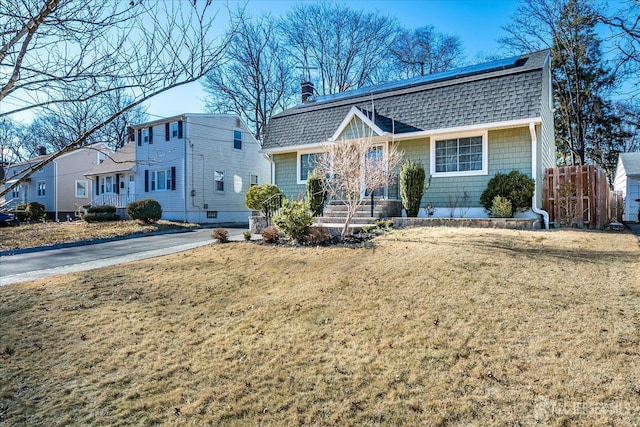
[214,170,225,192]
[75,180,88,198]
[150,168,173,192]
[36,180,46,198]
[430,130,488,177]
[250,174,259,187]
[297,150,323,184]
[233,129,242,150]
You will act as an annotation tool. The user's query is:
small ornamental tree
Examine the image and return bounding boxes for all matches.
[480,170,535,216]
[399,160,430,217]
[245,184,284,216]
[306,171,327,217]
[127,199,162,223]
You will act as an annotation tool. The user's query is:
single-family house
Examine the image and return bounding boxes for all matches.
[613,152,640,222]
[86,114,270,224]
[2,144,110,221]
[262,50,555,227]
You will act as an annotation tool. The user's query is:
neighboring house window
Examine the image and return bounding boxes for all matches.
[233,130,242,150]
[431,131,488,177]
[214,171,225,192]
[172,122,180,138]
[101,176,117,194]
[11,187,19,199]
[250,174,258,187]
[98,152,107,164]
[151,169,172,191]
[298,152,321,183]
[142,128,150,144]
[144,167,176,192]
[75,180,88,198]
[37,181,46,197]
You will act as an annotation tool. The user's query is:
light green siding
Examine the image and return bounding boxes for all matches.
[337,117,376,141]
[396,128,531,209]
[274,153,306,200]
[274,127,532,209]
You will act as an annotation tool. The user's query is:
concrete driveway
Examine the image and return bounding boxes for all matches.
[0,228,248,286]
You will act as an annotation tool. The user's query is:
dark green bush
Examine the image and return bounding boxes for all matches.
[26,202,46,222]
[480,170,535,216]
[400,160,429,217]
[211,228,229,243]
[127,198,162,223]
[261,225,279,244]
[245,184,284,215]
[306,172,327,217]
[88,205,117,214]
[273,200,313,242]
[83,212,121,222]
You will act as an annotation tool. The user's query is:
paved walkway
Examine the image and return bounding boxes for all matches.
[626,221,640,237]
[0,228,251,286]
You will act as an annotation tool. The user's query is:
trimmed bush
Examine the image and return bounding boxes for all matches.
[399,160,429,217]
[245,184,284,215]
[261,225,279,244]
[306,172,327,217]
[490,196,513,218]
[480,170,535,215]
[307,226,331,245]
[243,230,252,241]
[88,205,117,214]
[83,212,121,222]
[273,200,313,242]
[14,203,28,222]
[26,202,46,222]
[211,228,229,243]
[127,199,162,223]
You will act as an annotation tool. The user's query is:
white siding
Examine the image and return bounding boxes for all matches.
[133,114,270,224]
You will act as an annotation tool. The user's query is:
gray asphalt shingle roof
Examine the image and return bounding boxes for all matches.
[619,152,640,177]
[263,50,549,150]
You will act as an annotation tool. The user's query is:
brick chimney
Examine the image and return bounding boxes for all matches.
[38,146,47,156]
[301,81,314,103]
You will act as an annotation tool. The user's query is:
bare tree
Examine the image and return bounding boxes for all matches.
[314,127,403,237]
[282,2,398,95]
[389,25,464,79]
[599,0,640,94]
[0,118,23,165]
[203,12,292,143]
[0,0,233,198]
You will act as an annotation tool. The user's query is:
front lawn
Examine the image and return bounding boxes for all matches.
[1,227,639,425]
[0,220,199,252]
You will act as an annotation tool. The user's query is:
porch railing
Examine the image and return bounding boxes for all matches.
[92,194,137,208]
[263,193,284,227]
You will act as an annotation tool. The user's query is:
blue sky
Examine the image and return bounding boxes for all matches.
[147,0,521,119]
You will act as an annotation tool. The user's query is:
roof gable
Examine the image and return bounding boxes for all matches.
[331,106,386,141]
[619,152,640,177]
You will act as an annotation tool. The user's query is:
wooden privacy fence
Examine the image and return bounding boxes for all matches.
[543,165,619,229]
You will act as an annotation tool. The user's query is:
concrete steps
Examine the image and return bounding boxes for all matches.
[314,199,402,233]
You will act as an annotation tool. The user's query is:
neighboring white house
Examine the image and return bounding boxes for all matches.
[1,144,110,221]
[86,114,271,224]
[613,152,640,222]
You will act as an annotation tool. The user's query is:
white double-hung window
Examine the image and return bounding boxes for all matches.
[431,131,488,177]
[151,169,172,191]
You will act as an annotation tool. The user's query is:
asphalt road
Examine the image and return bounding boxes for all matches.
[0,228,247,286]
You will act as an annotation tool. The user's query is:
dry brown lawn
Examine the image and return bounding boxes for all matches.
[1,227,639,426]
[0,220,199,252]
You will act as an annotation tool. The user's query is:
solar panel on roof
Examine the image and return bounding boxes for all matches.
[309,55,522,106]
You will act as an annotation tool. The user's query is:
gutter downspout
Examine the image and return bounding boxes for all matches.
[54,160,59,221]
[183,116,188,223]
[529,122,549,229]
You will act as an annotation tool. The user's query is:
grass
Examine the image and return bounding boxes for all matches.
[1,227,639,425]
[0,220,199,252]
